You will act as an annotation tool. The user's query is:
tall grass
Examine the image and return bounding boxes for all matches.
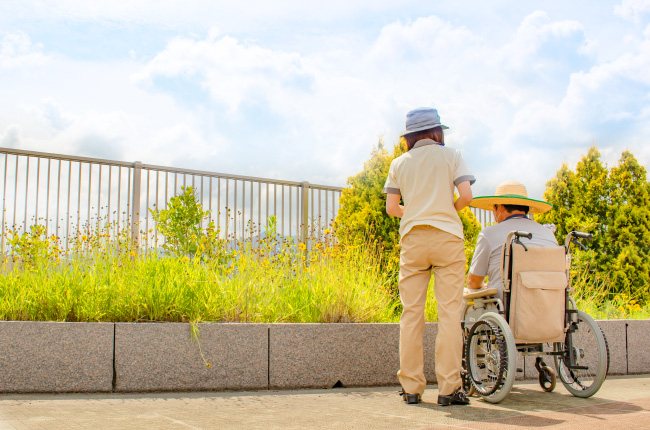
[0,219,646,322]
[0,222,406,323]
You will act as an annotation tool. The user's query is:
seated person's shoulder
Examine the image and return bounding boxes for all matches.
[530,221,559,244]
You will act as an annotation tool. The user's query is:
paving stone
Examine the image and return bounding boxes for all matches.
[269,323,438,389]
[0,321,113,393]
[114,323,268,392]
[626,320,650,374]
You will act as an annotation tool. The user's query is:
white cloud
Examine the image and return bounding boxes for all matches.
[614,0,650,21]
[1,125,21,148]
[0,0,419,33]
[0,32,50,69]
[3,5,650,202]
[133,32,313,114]
[369,15,479,63]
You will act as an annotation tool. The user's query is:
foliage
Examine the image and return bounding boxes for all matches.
[537,147,650,297]
[335,139,402,251]
[6,224,63,268]
[150,186,207,256]
[150,186,229,264]
[335,138,481,272]
[0,224,403,323]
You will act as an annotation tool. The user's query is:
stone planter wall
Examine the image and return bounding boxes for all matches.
[0,320,646,393]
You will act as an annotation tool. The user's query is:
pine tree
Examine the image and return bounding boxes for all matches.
[537,147,650,296]
[603,151,650,293]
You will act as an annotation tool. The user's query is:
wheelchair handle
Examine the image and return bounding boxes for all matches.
[571,231,593,241]
[565,231,593,250]
[514,231,533,240]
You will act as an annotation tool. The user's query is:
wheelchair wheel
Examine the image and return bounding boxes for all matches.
[465,312,516,403]
[538,365,556,392]
[554,311,607,398]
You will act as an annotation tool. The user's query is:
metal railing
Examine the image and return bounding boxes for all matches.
[470,207,495,228]
[0,147,343,252]
[0,147,494,253]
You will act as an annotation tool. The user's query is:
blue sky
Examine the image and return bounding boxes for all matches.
[2,0,650,199]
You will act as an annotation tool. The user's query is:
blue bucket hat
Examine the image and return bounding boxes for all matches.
[400,107,449,137]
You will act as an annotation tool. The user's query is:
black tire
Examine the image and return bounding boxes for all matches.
[538,365,556,392]
[465,312,516,403]
[554,311,607,398]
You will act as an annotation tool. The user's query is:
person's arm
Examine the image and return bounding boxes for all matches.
[466,272,487,289]
[386,193,404,218]
[454,180,472,212]
[467,232,489,289]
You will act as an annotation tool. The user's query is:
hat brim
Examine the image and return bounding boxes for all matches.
[400,124,449,137]
[469,194,552,214]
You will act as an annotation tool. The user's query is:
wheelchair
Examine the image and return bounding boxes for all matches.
[461,230,609,403]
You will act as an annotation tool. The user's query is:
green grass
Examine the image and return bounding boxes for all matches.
[0,231,404,323]
[0,223,647,323]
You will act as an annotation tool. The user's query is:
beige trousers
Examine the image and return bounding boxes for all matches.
[397,225,465,396]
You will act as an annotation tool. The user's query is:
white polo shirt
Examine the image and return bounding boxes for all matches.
[383,139,475,239]
[469,216,559,299]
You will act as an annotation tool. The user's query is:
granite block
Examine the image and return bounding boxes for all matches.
[626,320,650,374]
[597,320,627,375]
[114,323,268,392]
[269,323,438,389]
[0,321,114,393]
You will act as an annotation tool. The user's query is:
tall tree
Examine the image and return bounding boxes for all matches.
[604,151,650,292]
[537,147,650,295]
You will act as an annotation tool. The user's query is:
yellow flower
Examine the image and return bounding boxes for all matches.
[324,229,331,235]
[129,251,137,257]
[182,256,190,262]
[81,235,87,241]
[614,295,621,300]
[206,363,211,367]
[298,243,307,251]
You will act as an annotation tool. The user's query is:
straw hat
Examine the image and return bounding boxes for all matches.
[470,180,552,214]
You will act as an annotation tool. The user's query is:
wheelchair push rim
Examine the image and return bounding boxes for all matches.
[554,310,608,398]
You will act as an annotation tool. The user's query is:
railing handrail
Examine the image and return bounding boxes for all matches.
[0,146,344,192]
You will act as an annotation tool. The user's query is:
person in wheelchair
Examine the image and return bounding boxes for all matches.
[460,180,608,404]
[466,180,557,299]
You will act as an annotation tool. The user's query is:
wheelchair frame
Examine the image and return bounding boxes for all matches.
[461,230,609,403]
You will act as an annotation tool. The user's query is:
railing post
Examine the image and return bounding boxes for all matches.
[131,161,142,245]
[300,181,309,246]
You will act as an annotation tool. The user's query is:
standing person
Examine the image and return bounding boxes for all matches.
[384,108,475,406]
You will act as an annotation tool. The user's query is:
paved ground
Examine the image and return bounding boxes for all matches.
[0,375,648,429]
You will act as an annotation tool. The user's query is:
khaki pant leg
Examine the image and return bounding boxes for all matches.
[397,228,431,395]
[430,230,465,396]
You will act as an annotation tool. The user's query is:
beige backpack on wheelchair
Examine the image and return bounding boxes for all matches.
[506,244,567,344]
